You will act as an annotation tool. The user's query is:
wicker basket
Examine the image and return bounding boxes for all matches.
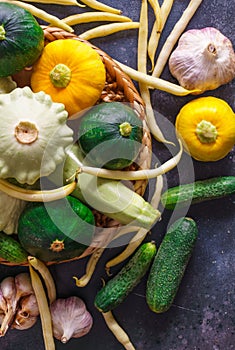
[0,26,152,266]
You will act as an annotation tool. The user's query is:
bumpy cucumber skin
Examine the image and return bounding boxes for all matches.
[161,176,235,210]
[0,232,28,263]
[94,242,156,312]
[146,217,198,313]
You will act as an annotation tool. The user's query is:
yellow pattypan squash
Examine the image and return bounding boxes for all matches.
[175,96,235,161]
[30,39,106,116]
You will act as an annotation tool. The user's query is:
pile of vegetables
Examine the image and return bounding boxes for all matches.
[0,0,234,349]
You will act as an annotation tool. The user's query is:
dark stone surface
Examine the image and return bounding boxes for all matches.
[0,0,234,349]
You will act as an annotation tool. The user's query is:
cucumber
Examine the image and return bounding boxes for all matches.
[161,176,235,210]
[146,217,198,313]
[0,231,28,263]
[94,241,156,312]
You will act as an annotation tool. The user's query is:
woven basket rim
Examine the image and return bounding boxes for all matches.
[0,26,152,266]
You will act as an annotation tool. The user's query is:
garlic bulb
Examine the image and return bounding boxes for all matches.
[169,27,235,93]
[50,296,93,344]
[0,273,39,336]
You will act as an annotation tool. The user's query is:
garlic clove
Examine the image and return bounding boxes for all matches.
[11,315,38,330]
[70,311,93,339]
[50,296,93,344]
[15,273,34,303]
[0,286,7,314]
[0,276,16,336]
[11,276,39,331]
[1,277,16,306]
[169,27,235,93]
[18,294,39,318]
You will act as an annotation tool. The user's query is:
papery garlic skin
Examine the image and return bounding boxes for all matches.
[11,294,39,330]
[0,273,39,336]
[169,27,235,93]
[11,315,38,330]
[0,287,7,314]
[18,294,39,318]
[15,273,34,303]
[0,276,17,336]
[50,296,93,344]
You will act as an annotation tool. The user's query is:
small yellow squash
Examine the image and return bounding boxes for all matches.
[30,39,106,116]
[175,96,235,161]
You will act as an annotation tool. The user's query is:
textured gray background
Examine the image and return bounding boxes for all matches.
[0,0,234,349]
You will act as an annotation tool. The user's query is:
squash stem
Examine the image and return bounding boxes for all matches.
[0,25,6,40]
[196,120,218,143]
[119,122,132,137]
[15,121,38,144]
[49,63,71,88]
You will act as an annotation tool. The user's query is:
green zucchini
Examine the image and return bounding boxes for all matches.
[18,196,95,262]
[94,241,156,312]
[0,231,28,263]
[161,176,235,210]
[146,217,198,313]
[63,143,161,229]
[78,102,143,170]
[0,2,44,77]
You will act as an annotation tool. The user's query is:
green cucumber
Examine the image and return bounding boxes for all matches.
[161,176,235,210]
[94,241,156,312]
[0,232,28,263]
[146,217,198,313]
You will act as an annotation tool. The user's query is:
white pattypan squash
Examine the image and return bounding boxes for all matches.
[0,87,74,185]
[0,190,26,234]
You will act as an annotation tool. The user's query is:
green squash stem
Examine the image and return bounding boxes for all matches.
[0,25,6,40]
[119,122,132,137]
[196,120,218,143]
[49,63,71,88]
